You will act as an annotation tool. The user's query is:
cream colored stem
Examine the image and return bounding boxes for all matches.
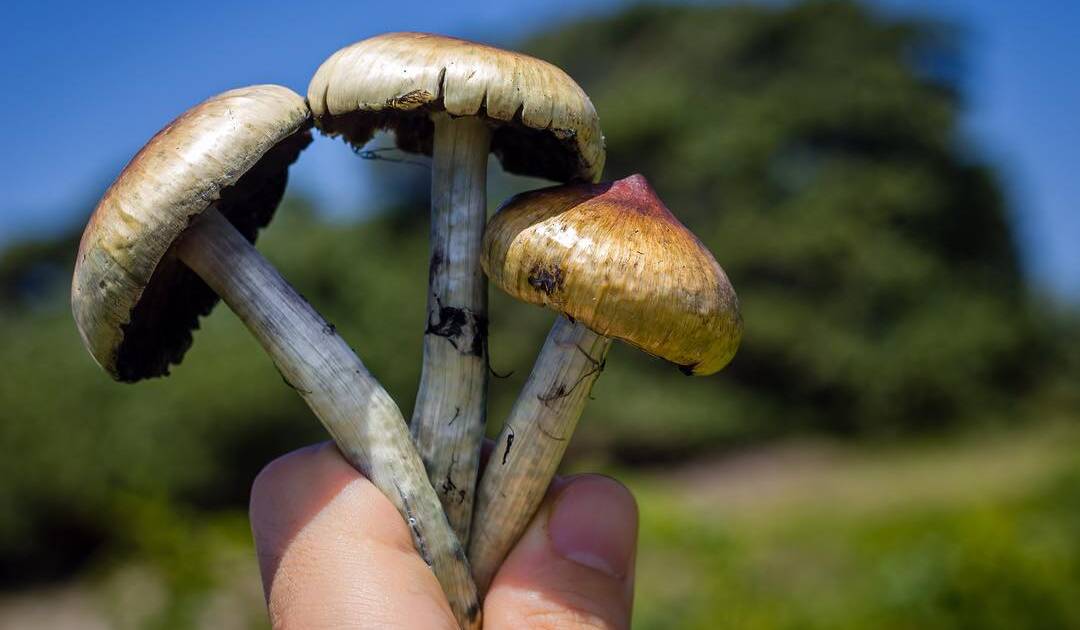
[175,207,480,629]
[468,315,612,592]
[412,112,492,544]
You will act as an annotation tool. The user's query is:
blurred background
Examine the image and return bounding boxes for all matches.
[2,0,1079,627]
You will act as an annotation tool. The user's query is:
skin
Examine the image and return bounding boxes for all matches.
[251,441,638,629]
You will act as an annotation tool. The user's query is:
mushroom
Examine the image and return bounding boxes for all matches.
[468,174,743,591]
[70,85,480,628]
[307,32,605,541]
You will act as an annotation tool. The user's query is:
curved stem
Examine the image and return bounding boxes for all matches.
[468,315,612,593]
[176,207,480,629]
[412,112,492,544]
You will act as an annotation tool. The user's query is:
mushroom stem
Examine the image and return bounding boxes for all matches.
[412,112,492,543]
[468,315,612,592]
[175,207,481,629]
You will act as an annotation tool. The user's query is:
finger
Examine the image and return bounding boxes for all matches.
[483,474,638,629]
[249,441,457,629]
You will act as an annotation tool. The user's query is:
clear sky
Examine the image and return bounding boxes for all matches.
[1,1,1076,299]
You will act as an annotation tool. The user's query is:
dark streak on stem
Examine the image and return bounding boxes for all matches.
[440,452,467,505]
[501,426,515,465]
[448,406,461,426]
[395,483,432,567]
[537,342,606,406]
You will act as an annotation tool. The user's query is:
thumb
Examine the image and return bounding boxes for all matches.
[483,474,638,629]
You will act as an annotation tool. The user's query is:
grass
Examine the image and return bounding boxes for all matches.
[622,421,1080,629]
[1,422,1077,629]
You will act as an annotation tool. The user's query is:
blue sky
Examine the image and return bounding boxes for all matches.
[1,1,1076,299]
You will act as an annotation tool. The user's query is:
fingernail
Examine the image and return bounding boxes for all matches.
[547,475,637,579]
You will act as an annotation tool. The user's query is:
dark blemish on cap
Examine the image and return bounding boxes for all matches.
[389,89,434,109]
[528,263,565,295]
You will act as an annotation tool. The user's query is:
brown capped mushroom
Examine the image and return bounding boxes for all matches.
[308,32,606,541]
[468,174,742,591]
[71,85,480,628]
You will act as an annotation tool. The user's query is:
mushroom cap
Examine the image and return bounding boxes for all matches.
[307,32,605,183]
[72,85,312,382]
[482,174,742,375]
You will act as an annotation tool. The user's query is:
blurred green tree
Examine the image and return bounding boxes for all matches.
[522,0,1048,442]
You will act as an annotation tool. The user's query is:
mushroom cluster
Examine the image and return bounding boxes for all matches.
[72,33,740,629]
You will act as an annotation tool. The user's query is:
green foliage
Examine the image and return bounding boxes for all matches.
[522,1,1050,441]
[628,432,1080,629]
[30,425,1079,629]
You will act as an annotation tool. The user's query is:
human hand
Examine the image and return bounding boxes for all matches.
[250,442,638,629]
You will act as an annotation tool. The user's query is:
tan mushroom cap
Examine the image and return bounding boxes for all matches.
[482,174,742,375]
[307,32,605,183]
[72,85,312,382]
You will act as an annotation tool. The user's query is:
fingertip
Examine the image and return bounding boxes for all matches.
[249,441,356,589]
[248,442,456,628]
[484,473,638,630]
[548,474,639,580]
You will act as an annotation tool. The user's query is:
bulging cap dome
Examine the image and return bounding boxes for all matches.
[482,174,742,375]
[307,32,605,183]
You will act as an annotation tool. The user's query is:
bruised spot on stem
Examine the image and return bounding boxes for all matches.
[425,298,487,357]
[441,471,465,503]
[428,248,444,286]
[528,263,564,295]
